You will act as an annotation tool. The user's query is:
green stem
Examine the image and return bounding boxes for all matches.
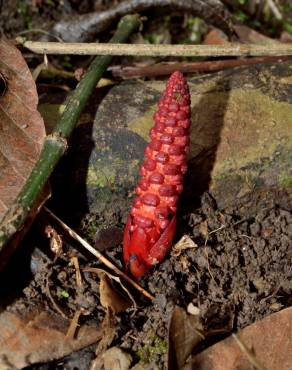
[0,14,141,259]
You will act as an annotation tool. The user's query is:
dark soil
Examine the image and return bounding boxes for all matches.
[1,187,291,369]
[118,188,292,366]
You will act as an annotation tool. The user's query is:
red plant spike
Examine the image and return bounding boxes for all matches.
[123,71,191,279]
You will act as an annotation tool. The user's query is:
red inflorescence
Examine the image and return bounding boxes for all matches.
[123,71,191,279]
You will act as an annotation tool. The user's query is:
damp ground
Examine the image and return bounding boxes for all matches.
[1,186,291,369]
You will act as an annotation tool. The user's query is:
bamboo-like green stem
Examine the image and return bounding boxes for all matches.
[0,14,141,260]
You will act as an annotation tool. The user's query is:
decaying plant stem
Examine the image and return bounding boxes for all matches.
[111,55,292,78]
[18,40,292,57]
[0,14,141,264]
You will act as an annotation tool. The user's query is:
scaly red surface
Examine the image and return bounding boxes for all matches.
[123,71,191,279]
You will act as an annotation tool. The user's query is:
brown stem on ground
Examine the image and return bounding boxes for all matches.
[111,55,292,78]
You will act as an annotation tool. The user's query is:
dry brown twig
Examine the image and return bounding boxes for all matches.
[43,207,155,302]
[111,55,292,78]
[45,270,69,320]
[71,256,83,288]
[66,309,82,339]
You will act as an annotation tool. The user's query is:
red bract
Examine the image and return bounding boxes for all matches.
[123,71,191,279]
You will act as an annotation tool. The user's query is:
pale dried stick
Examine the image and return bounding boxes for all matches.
[17,39,292,57]
[43,207,155,301]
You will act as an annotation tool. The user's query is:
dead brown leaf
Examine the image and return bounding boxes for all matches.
[168,306,205,370]
[0,309,101,369]
[84,267,135,312]
[88,269,134,361]
[204,28,229,45]
[102,347,132,370]
[95,309,116,359]
[204,25,278,46]
[0,39,46,221]
[186,307,292,370]
[99,272,132,313]
[234,25,278,45]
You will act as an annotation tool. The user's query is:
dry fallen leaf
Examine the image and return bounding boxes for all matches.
[102,347,132,370]
[0,309,102,369]
[234,25,278,45]
[204,28,229,45]
[0,39,46,220]
[84,268,135,361]
[99,272,132,313]
[186,307,292,370]
[204,25,278,46]
[168,306,205,370]
[95,309,116,359]
[84,267,136,312]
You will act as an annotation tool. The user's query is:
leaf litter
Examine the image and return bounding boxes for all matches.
[186,308,292,370]
[0,39,46,220]
[0,186,290,369]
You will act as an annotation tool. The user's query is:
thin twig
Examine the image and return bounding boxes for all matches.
[45,270,69,320]
[66,309,82,339]
[111,55,292,78]
[43,207,155,302]
[72,256,83,288]
[17,39,292,57]
[207,224,226,237]
[232,333,268,370]
[16,28,64,42]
